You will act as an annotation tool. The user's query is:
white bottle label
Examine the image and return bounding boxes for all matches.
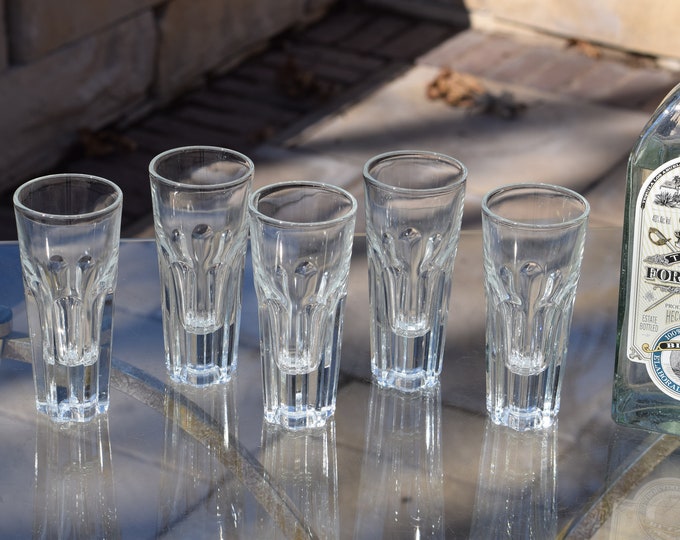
[628,157,680,399]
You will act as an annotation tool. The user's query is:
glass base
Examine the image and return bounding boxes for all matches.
[36,398,107,423]
[372,366,439,393]
[370,319,444,394]
[164,320,239,387]
[488,405,557,432]
[168,363,232,387]
[264,407,333,431]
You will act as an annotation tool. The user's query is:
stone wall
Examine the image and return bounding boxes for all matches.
[0,0,334,189]
[369,0,680,63]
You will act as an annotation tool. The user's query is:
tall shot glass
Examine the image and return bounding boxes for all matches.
[363,150,467,392]
[482,183,589,431]
[149,146,253,386]
[249,182,357,430]
[13,174,123,422]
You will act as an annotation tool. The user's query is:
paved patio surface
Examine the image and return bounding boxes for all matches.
[1,3,676,239]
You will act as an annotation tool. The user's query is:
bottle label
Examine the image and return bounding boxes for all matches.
[628,158,680,400]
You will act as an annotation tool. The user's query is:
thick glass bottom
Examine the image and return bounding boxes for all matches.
[165,321,238,387]
[488,404,557,432]
[264,407,333,430]
[372,365,439,393]
[169,362,232,387]
[36,397,107,423]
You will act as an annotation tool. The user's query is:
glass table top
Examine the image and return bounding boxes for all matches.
[0,228,677,539]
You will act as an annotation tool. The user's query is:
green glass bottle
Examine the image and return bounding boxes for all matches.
[613,82,680,435]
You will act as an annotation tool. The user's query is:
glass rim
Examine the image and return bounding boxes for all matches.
[481,182,590,230]
[148,145,254,190]
[13,173,123,222]
[248,181,358,229]
[363,150,467,195]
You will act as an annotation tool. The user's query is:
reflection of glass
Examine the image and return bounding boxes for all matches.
[354,384,443,539]
[33,414,120,539]
[259,420,339,539]
[157,381,243,538]
[470,420,557,539]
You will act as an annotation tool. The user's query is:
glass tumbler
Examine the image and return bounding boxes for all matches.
[363,150,466,392]
[482,183,589,431]
[14,174,123,422]
[149,146,253,386]
[249,181,357,429]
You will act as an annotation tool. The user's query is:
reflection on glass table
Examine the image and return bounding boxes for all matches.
[157,383,243,538]
[355,385,443,538]
[470,420,557,539]
[33,415,119,539]
[260,421,339,539]
[2,228,680,538]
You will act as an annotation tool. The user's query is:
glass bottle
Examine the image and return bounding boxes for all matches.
[613,82,680,435]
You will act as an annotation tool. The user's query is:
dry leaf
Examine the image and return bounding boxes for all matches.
[426,68,526,119]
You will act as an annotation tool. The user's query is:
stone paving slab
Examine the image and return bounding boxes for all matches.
[250,144,359,192]
[250,143,367,230]
[0,4,460,242]
[131,144,364,239]
[582,159,628,228]
[419,29,678,113]
[287,64,648,227]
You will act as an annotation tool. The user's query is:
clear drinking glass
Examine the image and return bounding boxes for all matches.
[149,146,253,386]
[363,150,467,392]
[249,182,357,430]
[482,183,589,431]
[14,174,123,422]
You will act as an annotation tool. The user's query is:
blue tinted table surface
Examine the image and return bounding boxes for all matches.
[0,229,675,539]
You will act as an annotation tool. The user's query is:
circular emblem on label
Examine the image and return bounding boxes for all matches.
[635,478,680,539]
[648,327,680,399]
